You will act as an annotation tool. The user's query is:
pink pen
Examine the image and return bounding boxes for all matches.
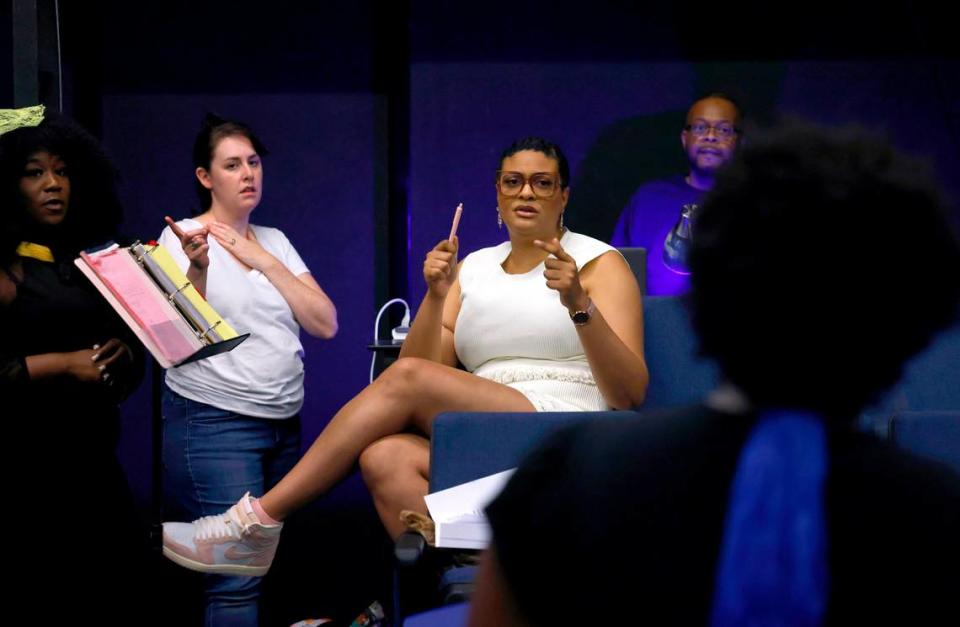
[448,203,463,241]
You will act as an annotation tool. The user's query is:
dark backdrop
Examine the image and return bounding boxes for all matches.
[4,0,958,623]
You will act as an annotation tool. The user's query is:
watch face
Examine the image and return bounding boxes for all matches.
[572,310,590,325]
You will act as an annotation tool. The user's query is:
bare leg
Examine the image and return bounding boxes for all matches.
[359,434,430,539]
[260,358,534,520]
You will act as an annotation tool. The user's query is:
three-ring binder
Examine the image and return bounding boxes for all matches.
[75,242,249,368]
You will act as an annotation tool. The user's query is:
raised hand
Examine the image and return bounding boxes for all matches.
[423,236,459,298]
[534,237,588,313]
[165,216,209,270]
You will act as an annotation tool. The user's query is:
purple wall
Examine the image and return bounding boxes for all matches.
[776,60,960,201]
[407,60,959,307]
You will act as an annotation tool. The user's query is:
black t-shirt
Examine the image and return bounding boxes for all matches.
[487,405,960,626]
[1,258,141,441]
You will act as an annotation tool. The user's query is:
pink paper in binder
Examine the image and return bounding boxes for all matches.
[82,250,196,364]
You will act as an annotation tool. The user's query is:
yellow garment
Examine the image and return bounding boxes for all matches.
[16,241,54,262]
[0,105,45,135]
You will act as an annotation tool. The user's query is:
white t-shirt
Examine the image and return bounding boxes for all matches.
[159,219,309,419]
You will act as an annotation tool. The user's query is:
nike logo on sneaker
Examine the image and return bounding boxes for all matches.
[224,545,261,561]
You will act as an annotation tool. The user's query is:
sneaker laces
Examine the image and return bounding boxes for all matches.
[194,504,248,541]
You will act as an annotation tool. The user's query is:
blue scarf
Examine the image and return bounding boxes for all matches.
[711,409,829,627]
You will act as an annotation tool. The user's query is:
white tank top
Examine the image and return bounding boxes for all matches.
[454,230,616,395]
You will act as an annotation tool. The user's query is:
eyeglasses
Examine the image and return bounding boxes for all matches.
[496,171,562,198]
[684,120,739,141]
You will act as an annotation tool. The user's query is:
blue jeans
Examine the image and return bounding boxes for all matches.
[162,385,301,627]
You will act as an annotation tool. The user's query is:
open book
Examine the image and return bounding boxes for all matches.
[423,468,515,549]
[75,242,248,368]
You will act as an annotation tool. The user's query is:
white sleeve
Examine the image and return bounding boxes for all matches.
[274,229,309,276]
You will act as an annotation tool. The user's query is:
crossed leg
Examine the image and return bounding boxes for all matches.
[259,357,535,521]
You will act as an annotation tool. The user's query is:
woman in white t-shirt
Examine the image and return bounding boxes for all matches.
[161,136,647,581]
[158,113,337,626]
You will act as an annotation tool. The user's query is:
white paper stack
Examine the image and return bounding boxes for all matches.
[423,468,515,549]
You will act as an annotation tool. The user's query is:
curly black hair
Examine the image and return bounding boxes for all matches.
[688,121,960,419]
[0,113,122,266]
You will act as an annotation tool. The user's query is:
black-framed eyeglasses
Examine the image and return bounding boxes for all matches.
[684,120,740,141]
[496,171,562,198]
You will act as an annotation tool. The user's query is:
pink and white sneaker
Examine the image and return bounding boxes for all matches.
[162,492,282,577]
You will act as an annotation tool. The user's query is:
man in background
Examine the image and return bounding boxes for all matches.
[611,94,741,294]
